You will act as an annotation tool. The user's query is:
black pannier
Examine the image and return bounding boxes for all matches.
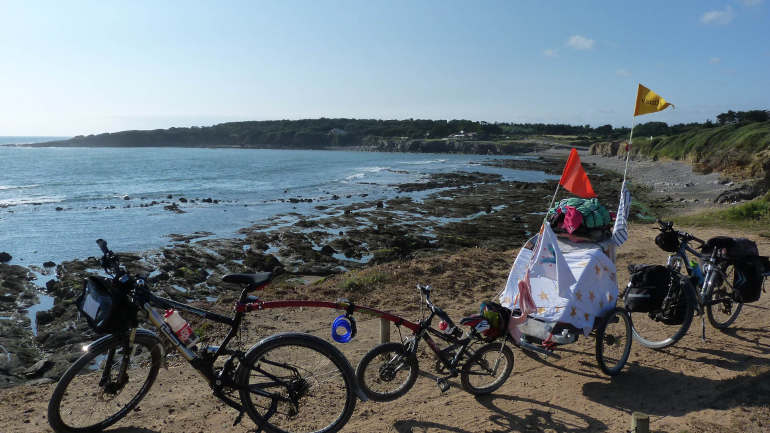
[702,236,759,258]
[623,265,671,312]
[657,274,691,325]
[76,276,138,334]
[731,258,766,303]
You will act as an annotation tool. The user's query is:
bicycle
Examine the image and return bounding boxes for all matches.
[628,220,767,349]
[47,239,365,433]
[355,284,515,401]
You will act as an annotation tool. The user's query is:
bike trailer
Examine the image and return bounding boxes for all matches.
[76,276,138,334]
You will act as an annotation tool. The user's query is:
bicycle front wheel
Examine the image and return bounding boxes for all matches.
[706,262,744,329]
[355,342,419,402]
[460,342,514,395]
[595,307,632,376]
[236,332,356,433]
[48,332,163,433]
[630,276,695,350]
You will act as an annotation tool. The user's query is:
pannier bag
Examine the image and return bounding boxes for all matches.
[657,274,691,325]
[731,259,765,303]
[703,236,759,258]
[76,276,137,334]
[623,265,671,312]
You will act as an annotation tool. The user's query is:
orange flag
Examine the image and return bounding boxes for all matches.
[559,148,596,198]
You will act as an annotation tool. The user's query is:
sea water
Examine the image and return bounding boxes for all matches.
[0,144,558,266]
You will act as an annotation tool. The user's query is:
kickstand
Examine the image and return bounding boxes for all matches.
[701,314,706,342]
[255,397,279,433]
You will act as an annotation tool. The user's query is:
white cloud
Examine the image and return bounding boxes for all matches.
[567,35,595,50]
[616,69,631,77]
[543,49,558,58]
[709,57,722,64]
[736,0,764,8]
[701,6,735,25]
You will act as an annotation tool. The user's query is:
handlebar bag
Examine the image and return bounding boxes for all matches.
[623,265,671,312]
[76,276,137,334]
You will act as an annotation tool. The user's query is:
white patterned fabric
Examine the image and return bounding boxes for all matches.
[500,244,618,335]
[612,181,631,247]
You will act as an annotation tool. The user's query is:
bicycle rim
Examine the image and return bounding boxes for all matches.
[237,334,355,433]
[460,343,514,395]
[596,308,632,377]
[356,342,418,402]
[48,334,162,433]
[707,263,743,329]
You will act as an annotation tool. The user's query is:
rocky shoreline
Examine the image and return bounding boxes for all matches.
[0,147,742,389]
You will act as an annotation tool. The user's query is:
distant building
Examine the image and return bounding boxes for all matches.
[330,128,348,135]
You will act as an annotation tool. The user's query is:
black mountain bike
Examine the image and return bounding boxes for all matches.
[355,284,515,401]
[48,239,365,433]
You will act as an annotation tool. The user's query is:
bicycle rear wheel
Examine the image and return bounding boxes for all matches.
[706,262,743,329]
[460,342,514,395]
[355,342,419,402]
[48,332,163,433]
[629,275,695,350]
[595,307,632,376]
[236,332,356,433]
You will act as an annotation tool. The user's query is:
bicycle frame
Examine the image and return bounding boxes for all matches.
[668,240,733,309]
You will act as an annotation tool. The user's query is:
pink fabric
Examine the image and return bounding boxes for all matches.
[508,269,537,341]
[562,206,583,234]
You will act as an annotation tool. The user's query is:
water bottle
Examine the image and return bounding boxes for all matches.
[690,260,703,286]
[438,320,463,339]
[164,309,200,349]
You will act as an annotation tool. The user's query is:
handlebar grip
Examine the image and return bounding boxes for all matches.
[96,239,110,254]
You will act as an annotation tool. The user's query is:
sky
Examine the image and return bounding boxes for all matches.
[1,1,768,136]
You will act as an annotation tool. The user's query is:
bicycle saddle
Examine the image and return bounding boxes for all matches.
[222,272,273,290]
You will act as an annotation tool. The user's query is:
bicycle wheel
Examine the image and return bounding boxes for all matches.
[629,276,695,350]
[236,332,356,433]
[706,263,744,329]
[48,332,163,433]
[460,342,514,395]
[355,342,419,402]
[595,307,632,377]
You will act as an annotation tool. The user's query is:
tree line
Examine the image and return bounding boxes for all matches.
[40,109,767,149]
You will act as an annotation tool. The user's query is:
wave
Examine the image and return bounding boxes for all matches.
[402,159,448,165]
[345,173,365,180]
[0,184,39,191]
[0,196,64,207]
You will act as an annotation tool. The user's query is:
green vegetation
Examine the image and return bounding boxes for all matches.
[674,193,770,235]
[338,269,388,293]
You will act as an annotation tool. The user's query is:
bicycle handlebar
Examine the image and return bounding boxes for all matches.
[656,220,705,246]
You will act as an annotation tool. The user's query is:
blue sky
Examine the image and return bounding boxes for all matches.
[1,1,768,136]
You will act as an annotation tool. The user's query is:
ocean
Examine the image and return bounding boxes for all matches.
[0,142,558,267]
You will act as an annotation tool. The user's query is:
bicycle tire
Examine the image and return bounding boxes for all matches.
[48,331,163,433]
[460,342,514,395]
[236,332,357,433]
[355,342,419,402]
[706,262,743,329]
[595,307,632,377]
[630,274,695,350]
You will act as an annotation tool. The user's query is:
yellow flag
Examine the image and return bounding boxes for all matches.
[634,84,674,116]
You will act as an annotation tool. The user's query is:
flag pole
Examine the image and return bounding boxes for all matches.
[623,116,636,184]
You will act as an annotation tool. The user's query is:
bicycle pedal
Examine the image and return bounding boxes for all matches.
[436,377,450,392]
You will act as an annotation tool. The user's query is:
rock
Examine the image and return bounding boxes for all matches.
[43,261,56,268]
[320,245,337,256]
[23,358,53,378]
[0,252,11,262]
